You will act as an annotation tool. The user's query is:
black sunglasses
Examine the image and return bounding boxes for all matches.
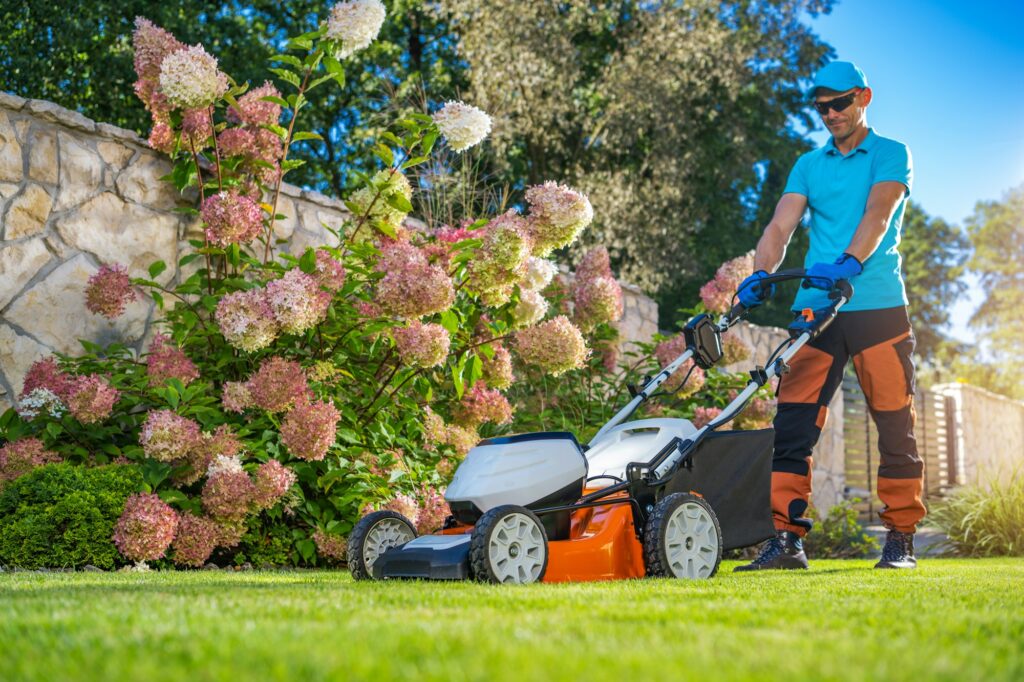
[813,90,860,115]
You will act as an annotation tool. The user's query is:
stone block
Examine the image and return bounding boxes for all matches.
[0,111,23,183]
[116,154,178,207]
[272,196,297,240]
[0,237,51,309]
[56,192,178,284]
[57,133,103,209]
[4,183,53,239]
[0,91,27,111]
[5,254,150,354]
[0,323,51,397]
[27,128,58,183]
[97,141,134,170]
[26,100,96,134]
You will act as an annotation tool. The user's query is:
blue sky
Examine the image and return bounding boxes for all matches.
[803,0,1024,341]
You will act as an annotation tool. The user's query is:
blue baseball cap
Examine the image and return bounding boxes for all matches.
[809,61,868,99]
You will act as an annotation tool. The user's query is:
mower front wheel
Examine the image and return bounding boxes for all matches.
[347,510,417,580]
[644,493,722,579]
[469,505,549,584]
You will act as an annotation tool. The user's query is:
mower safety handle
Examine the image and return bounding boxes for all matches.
[724,268,806,323]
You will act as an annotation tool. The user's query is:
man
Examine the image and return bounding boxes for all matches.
[734,61,924,571]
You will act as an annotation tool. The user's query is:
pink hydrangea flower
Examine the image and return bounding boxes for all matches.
[653,334,707,395]
[721,335,753,365]
[140,409,202,462]
[699,251,755,314]
[65,375,120,424]
[147,122,175,153]
[85,264,138,319]
[279,398,340,461]
[158,44,228,109]
[228,81,283,127]
[202,470,257,521]
[525,182,594,256]
[692,406,723,429]
[182,107,213,149]
[215,289,280,352]
[266,269,331,334]
[469,210,532,295]
[515,315,590,376]
[201,190,264,247]
[383,493,420,523]
[180,425,243,486]
[214,520,247,549]
[146,333,200,387]
[222,381,254,413]
[324,0,387,59]
[313,530,348,562]
[394,321,451,368]
[16,388,65,421]
[444,424,478,457]
[0,438,61,488]
[314,250,347,292]
[422,406,447,449]
[574,276,623,332]
[453,381,513,427]
[512,289,549,328]
[576,246,613,281]
[112,493,179,562]
[132,18,185,81]
[253,459,297,509]
[520,256,558,291]
[172,513,220,567]
[481,343,515,390]
[20,357,75,401]
[247,357,309,413]
[415,485,450,534]
[375,243,455,319]
[216,127,257,158]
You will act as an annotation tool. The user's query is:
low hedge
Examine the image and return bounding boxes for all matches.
[0,463,144,569]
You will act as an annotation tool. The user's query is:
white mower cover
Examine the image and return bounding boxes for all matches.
[586,418,698,485]
[445,436,587,512]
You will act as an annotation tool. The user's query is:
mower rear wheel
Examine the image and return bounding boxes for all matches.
[469,505,548,584]
[644,493,722,580]
[347,510,417,580]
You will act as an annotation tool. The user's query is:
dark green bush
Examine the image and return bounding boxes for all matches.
[0,463,144,569]
[802,498,879,559]
[930,468,1024,556]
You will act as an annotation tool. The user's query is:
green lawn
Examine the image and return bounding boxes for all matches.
[2,559,1022,681]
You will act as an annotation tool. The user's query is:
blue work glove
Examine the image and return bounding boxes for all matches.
[737,270,775,308]
[803,253,863,290]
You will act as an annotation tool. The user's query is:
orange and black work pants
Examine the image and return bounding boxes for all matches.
[771,306,925,536]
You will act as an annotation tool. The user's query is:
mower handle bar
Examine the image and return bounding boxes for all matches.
[723,268,852,326]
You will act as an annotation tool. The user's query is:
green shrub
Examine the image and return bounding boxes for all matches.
[930,468,1024,556]
[802,498,879,559]
[0,463,144,569]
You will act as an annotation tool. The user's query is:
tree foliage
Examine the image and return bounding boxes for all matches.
[963,184,1024,398]
[899,201,969,359]
[437,0,835,325]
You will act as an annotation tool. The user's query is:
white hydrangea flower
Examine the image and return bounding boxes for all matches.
[520,257,558,291]
[432,101,492,152]
[158,45,228,109]
[324,0,387,59]
[511,289,549,329]
[207,454,245,479]
[16,388,66,420]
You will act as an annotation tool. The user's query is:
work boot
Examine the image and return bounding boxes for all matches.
[874,530,917,569]
[734,530,809,572]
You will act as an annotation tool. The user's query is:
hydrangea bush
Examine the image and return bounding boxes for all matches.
[0,4,623,568]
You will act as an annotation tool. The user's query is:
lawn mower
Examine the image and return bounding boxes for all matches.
[348,270,853,583]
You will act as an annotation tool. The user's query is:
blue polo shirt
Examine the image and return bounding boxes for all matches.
[784,128,913,312]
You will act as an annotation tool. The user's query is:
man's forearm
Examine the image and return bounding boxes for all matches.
[844,211,890,263]
[753,222,791,273]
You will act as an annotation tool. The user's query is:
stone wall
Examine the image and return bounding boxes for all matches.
[0,93,354,411]
[0,94,660,412]
[933,383,1024,485]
